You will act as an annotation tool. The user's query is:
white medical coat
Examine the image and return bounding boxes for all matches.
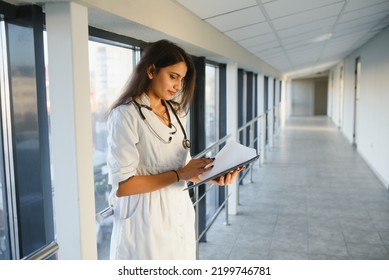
[107,94,195,260]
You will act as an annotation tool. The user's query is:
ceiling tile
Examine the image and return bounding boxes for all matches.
[277,17,336,39]
[248,40,280,53]
[175,0,256,19]
[224,22,272,41]
[332,23,377,38]
[372,16,389,31]
[335,14,386,33]
[344,0,389,13]
[339,2,389,23]
[254,46,283,57]
[288,46,322,57]
[271,2,344,30]
[263,0,344,19]
[238,33,278,48]
[281,30,328,46]
[205,6,266,32]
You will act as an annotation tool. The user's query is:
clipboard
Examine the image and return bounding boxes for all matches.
[183,154,259,191]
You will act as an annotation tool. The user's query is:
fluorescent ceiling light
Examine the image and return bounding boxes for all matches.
[310,33,332,43]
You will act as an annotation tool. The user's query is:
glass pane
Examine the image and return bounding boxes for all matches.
[89,41,135,259]
[0,174,10,259]
[205,65,217,148]
[7,22,54,258]
[0,20,11,260]
[205,64,219,221]
[0,90,11,260]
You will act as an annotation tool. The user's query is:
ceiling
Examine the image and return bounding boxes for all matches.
[175,0,389,77]
[3,0,389,78]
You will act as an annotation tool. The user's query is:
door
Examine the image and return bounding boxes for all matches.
[353,57,361,147]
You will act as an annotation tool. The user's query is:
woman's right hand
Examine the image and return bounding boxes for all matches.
[177,158,215,181]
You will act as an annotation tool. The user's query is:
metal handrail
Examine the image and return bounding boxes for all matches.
[193,134,231,158]
[197,186,230,242]
[237,116,260,133]
[193,115,262,258]
[22,241,59,260]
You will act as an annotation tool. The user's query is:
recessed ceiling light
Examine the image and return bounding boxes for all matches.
[311,33,332,43]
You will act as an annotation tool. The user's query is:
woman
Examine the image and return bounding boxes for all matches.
[107,40,242,260]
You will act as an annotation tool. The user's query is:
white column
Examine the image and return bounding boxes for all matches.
[268,77,274,147]
[257,74,265,164]
[226,63,239,215]
[46,2,97,259]
[280,79,286,127]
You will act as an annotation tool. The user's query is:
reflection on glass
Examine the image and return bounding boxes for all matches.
[89,41,135,259]
[0,20,11,260]
[205,65,218,148]
[205,64,219,221]
[7,22,53,258]
[0,125,10,260]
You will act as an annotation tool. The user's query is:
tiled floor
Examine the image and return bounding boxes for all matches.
[199,116,389,260]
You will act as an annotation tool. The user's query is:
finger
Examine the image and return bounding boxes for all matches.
[225,172,233,184]
[204,164,214,172]
[219,175,225,185]
[195,158,210,167]
[203,156,215,162]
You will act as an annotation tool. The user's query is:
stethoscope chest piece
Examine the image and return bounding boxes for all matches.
[183,139,191,149]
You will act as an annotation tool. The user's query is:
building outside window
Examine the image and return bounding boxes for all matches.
[88,40,137,259]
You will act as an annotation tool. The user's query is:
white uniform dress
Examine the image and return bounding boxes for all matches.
[107,93,195,260]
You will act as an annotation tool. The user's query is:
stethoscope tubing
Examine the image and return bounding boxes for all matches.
[132,99,191,149]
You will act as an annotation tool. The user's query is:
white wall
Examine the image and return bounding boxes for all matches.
[339,58,355,143]
[257,75,266,163]
[279,79,287,127]
[285,79,293,118]
[328,64,345,127]
[226,63,239,215]
[267,77,274,146]
[291,79,315,116]
[330,27,389,188]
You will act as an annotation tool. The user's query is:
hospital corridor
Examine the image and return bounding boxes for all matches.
[199,116,389,260]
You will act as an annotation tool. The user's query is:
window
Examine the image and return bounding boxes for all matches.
[88,39,138,259]
[205,64,219,147]
[205,63,219,220]
[44,28,141,259]
[0,20,11,261]
[1,5,54,260]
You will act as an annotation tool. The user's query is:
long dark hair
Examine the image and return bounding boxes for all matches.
[110,39,196,114]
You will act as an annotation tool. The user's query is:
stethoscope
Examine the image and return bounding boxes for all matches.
[132,99,191,149]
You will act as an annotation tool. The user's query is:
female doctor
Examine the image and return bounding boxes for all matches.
[107,40,242,260]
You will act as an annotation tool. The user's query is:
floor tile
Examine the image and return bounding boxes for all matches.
[198,116,389,260]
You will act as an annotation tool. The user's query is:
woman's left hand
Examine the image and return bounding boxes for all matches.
[208,166,245,186]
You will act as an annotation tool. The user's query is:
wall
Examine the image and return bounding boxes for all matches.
[291,79,314,116]
[291,78,328,116]
[330,27,389,188]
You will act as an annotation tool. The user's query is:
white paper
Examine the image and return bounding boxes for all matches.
[198,141,258,181]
